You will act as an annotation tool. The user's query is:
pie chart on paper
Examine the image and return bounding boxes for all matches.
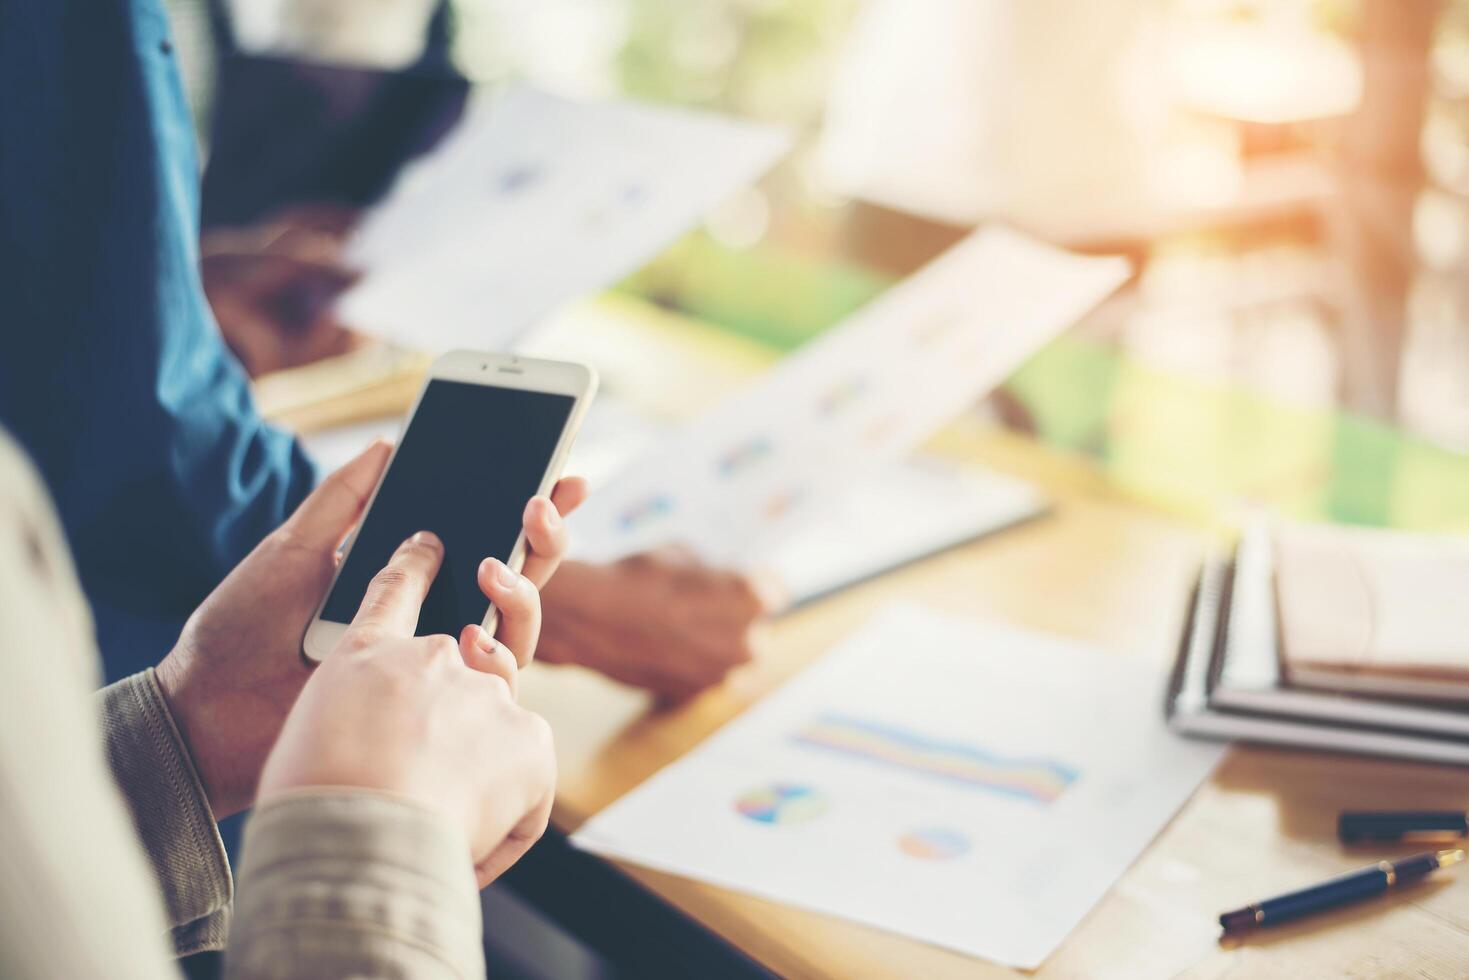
[898,827,971,861]
[733,783,828,825]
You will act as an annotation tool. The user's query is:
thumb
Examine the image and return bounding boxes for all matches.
[284,439,392,551]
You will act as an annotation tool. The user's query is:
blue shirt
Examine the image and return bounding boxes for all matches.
[0,0,317,679]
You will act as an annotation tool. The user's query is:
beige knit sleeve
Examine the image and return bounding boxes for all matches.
[97,669,233,954]
[225,790,484,980]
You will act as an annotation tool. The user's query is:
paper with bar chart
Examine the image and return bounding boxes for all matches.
[571,605,1224,968]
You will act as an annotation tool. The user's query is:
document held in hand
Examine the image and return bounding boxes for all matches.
[569,226,1130,567]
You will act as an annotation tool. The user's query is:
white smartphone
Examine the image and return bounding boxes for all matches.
[302,350,597,662]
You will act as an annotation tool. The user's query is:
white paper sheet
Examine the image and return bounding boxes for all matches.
[572,605,1223,968]
[554,398,1048,603]
[337,86,789,350]
[567,227,1129,567]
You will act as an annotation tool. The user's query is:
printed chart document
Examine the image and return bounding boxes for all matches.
[572,605,1224,968]
[551,394,1048,605]
[338,86,789,349]
[568,227,1129,568]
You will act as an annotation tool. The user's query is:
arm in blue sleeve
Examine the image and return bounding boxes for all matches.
[0,0,318,656]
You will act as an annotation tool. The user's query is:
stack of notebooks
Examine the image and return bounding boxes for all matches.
[1167,521,1469,765]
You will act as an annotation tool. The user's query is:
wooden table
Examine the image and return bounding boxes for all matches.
[266,300,1469,979]
[517,421,1469,979]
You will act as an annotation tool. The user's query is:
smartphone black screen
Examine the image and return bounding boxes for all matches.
[321,379,574,637]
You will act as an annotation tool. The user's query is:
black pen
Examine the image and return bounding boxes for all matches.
[1339,810,1469,845]
[1219,849,1464,933]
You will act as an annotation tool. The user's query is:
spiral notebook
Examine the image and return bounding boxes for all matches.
[1166,526,1469,766]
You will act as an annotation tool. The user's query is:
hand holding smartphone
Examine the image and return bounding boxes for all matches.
[303,350,596,662]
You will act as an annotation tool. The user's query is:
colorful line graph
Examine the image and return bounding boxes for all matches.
[617,493,674,532]
[716,435,774,477]
[790,714,1078,805]
[815,375,868,416]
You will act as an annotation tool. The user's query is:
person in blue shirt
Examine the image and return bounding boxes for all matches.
[0,0,317,678]
[0,0,767,700]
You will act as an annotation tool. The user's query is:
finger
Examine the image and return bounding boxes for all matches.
[282,439,392,552]
[479,558,541,668]
[296,318,366,367]
[514,476,588,588]
[265,250,358,287]
[200,248,354,290]
[653,544,701,569]
[658,630,757,698]
[743,565,790,616]
[348,532,444,637]
[268,201,363,240]
[722,572,775,623]
[706,625,758,668]
[549,476,589,518]
[518,496,569,589]
[474,790,553,888]
[458,624,519,696]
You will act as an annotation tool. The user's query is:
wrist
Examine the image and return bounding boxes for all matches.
[154,650,239,817]
[98,671,232,925]
[258,755,483,849]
